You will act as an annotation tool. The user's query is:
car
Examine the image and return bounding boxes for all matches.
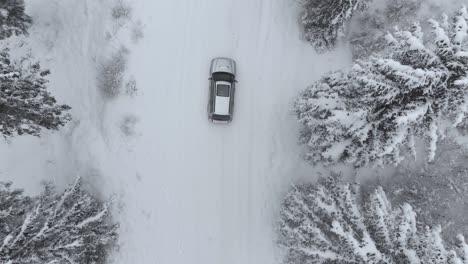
[208,57,237,123]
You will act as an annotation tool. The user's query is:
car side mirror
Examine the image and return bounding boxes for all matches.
[208,77,213,80]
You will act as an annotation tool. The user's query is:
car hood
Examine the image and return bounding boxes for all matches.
[210,57,236,75]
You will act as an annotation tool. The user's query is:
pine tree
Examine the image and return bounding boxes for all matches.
[0,182,35,248]
[300,0,370,52]
[0,178,118,263]
[295,7,468,167]
[372,139,468,245]
[349,0,423,59]
[0,0,71,137]
[0,0,32,40]
[278,175,468,264]
[0,50,71,137]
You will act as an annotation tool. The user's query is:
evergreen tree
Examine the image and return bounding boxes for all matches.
[300,0,370,52]
[278,175,468,264]
[0,0,32,40]
[0,178,118,263]
[295,7,468,167]
[0,0,71,137]
[0,50,71,137]
[349,0,423,58]
[372,139,468,245]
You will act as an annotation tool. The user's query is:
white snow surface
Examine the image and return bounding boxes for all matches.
[0,0,349,263]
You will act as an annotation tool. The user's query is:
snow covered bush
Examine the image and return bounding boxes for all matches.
[131,21,144,44]
[125,76,137,97]
[97,47,129,99]
[0,50,71,137]
[278,175,468,263]
[112,0,132,21]
[0,178,118,263]
[300,0,370,52]
[0,0,32,40]
[120,114,138,136]
[295,7,468,167]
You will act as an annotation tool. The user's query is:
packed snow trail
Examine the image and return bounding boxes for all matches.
[0,0,348,263]
[115,0,348,263]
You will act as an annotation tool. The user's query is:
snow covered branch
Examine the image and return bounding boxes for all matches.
[0,0,31,40]
[300,0,370,52]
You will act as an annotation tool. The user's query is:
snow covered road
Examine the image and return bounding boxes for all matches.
[117,1,348,263]
[0,0,348,263]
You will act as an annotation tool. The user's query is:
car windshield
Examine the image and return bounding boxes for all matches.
[212,72,234,82]
[216,84,230,97]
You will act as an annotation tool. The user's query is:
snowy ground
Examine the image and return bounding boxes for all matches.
[0,0,348,263]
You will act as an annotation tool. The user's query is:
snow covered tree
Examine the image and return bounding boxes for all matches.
[295,7,468,167]
[300,0,370,52]
[0,50,71,137]
[278,175,468,264]
[0,0,71,137]
[370,139,468,245]
[0,0,32,40]
[0,178,118,263]
[349,0,423,58]
[0,182,35,244]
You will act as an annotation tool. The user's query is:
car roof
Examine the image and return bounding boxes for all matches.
[213,82,231,115]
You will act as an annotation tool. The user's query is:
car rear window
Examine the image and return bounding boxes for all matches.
[216,84,230,97]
